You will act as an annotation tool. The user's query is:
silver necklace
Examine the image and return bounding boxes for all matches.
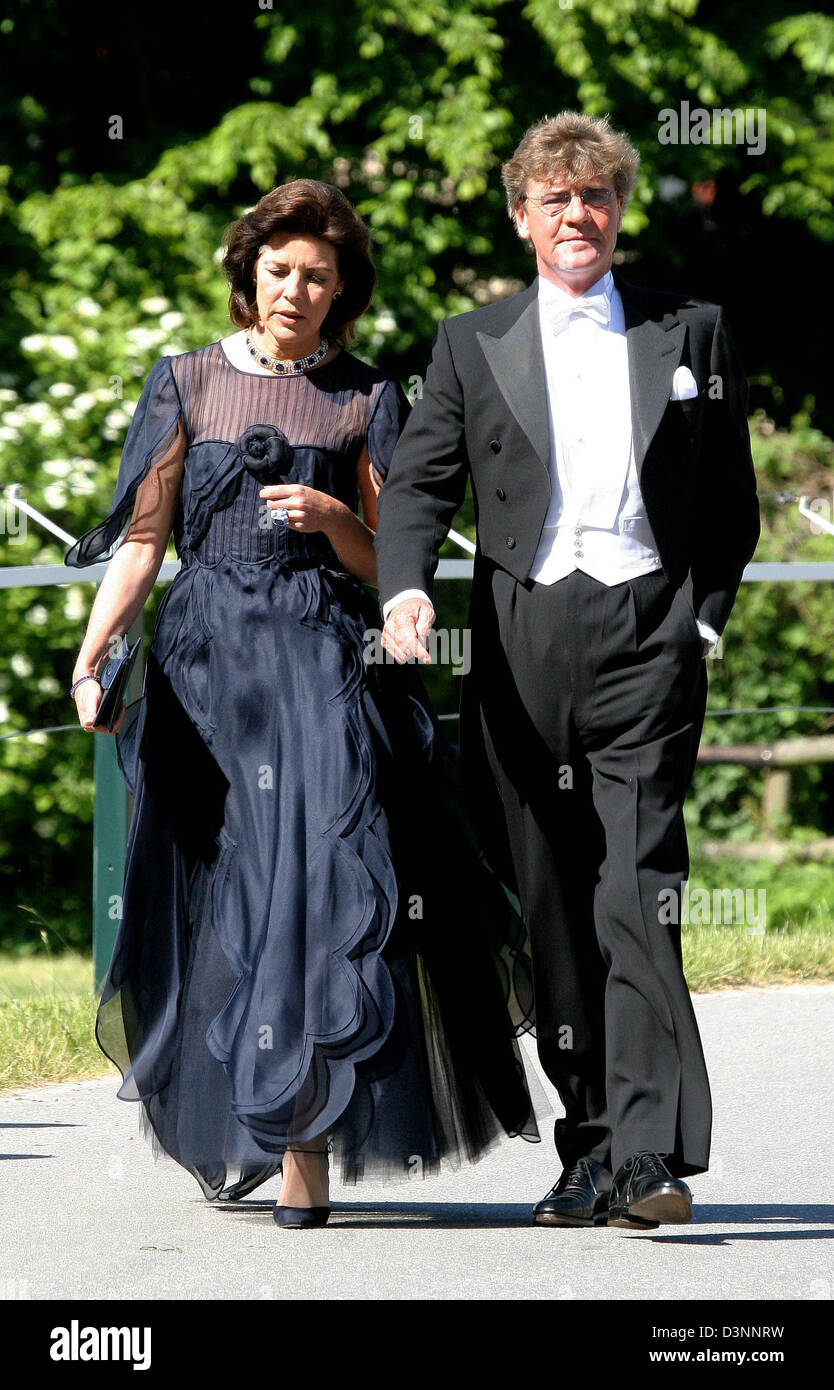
[245,327,329,375]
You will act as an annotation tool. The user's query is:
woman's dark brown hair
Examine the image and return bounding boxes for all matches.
[222,179,376,345]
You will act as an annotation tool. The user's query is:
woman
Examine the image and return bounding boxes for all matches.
[68,179,538,1228]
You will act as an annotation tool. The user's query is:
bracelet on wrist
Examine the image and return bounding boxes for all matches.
[70,673,101,700]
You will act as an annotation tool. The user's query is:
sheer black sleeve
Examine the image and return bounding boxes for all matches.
[64,356,183,567]
[366,376,411,486]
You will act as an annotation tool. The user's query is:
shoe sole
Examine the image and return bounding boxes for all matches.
[533,1210,609,1228]
[273,1219,330,1229]
[607,1211,661,1230]
[608,1187,692,1228]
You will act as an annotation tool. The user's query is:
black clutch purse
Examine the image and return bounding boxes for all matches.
[95,636,142,731]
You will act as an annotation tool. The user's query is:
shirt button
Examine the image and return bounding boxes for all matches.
[575,550,584,558]
[505,536,516,549]
[574,526,582,535]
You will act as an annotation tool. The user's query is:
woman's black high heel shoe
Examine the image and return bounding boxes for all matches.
[273,1148,331,1229]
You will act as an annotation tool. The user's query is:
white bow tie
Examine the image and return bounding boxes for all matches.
[545,288,611,335]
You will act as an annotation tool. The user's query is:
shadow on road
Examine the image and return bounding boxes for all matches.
[210,1200,536,1227]
[208,1200,834,1234]
[620,1204,834,1244]
[0,1121,79,1160]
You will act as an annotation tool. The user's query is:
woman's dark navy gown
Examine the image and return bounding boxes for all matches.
[66,344,540,1200]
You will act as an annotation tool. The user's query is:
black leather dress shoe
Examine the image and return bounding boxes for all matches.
[608,1152,692,1229]
[533,1157,612,1227]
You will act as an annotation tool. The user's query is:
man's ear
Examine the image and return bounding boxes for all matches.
[514,201,531,240]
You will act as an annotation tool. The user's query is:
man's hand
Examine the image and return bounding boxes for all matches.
[381,598,436,665]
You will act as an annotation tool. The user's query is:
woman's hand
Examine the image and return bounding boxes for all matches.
[259,483,349,536]
[259,451,379,586]
[71,420,185,738]
[73,679,126,735]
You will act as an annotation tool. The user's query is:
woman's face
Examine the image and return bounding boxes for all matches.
[252,232,344,356]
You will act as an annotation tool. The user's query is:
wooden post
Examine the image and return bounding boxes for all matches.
[762,768,791,834]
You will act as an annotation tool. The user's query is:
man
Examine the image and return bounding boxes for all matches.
[374,111,759,1229]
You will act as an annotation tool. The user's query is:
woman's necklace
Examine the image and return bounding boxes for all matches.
[245,327,329,376]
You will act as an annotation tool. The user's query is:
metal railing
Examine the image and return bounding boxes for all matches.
[2,487,833,985]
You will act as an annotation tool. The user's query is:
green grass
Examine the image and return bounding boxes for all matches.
[0,951,114,1093]
[1,912,833,1093]
[682,853,834,988]
[683,915,834,991]
[0,950,95,999]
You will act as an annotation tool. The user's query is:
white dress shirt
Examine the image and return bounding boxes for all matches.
[530,270,662,584]
[383,270,717,652]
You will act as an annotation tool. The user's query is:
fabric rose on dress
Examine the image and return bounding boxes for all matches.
[236,424,294,483]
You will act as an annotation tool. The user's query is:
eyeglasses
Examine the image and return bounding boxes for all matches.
[524,188,615,217]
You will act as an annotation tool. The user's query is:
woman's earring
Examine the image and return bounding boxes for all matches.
[333,290,343,301]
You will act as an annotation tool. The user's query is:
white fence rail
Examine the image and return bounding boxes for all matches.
[2,559,834,590]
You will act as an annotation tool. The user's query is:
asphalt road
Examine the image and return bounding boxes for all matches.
[1,984,832,1301]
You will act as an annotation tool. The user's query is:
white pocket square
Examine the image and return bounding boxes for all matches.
[669,365,699,401]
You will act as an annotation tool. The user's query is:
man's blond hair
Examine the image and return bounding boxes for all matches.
[501,111,640,222]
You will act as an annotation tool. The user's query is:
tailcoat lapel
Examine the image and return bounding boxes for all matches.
[475,283,551,479]
[473,275,688,481]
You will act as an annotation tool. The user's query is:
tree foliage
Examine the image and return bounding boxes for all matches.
[1,0,833,948]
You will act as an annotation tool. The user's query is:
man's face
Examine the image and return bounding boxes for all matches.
[514,172,623,289]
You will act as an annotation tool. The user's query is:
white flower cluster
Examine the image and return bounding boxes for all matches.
[136,298,187,354]
[126,326,169,352]
[63,587,89,623]
[74,298,102,319]
[64,387,130,420]
[20,334,79,360]
[139,296,171,314]
[0,398,66,445]
[367,308,398,347]
[40,455,100,508]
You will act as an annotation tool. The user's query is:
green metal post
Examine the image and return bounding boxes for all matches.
[92,733,130,993]
[92,614,143,993]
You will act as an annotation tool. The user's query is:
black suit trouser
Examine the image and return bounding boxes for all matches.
[473,565,712,1177]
